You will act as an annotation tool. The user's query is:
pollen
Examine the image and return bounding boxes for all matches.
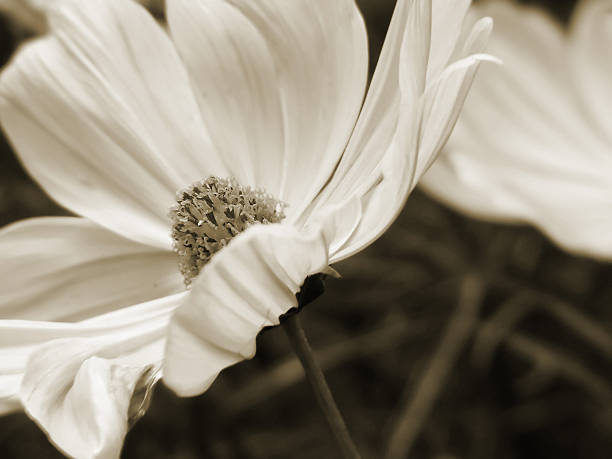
[169,176,286,286]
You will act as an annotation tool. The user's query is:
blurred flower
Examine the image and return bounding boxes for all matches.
[421,0,612,259]
[0,0,493,457]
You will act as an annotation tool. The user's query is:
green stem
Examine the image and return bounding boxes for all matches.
[284,314,361,459]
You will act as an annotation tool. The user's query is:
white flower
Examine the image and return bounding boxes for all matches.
[421,0,612,259]
[0,0,493,457]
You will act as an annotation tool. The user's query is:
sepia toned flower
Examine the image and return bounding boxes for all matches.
[0,0,493,457]
[421,0,612,259]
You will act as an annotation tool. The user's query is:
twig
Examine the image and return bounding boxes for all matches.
[539,298,612,359]
[385,226,466,272]
[494,276,612,360]
[471,293,534,369]
[500,394,586,433]
[473,292,612,402]
[227,316,420,415]
[284,314,361,459]
[505,332,612,402]
[384,273,486,459]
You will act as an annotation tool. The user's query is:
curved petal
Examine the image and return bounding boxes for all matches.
[317,197,363,259]
[0,217,184,322]
[0,375,20,415]
[163,223,329,397]
[167,0,368,217]
[320,2,493,261]
[1,293,185,459]
[312,0,472,207]
[0,0,228,249]
[424,150,612,258]
[420,1,612,259]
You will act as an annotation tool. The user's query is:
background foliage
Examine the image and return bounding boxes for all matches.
[2,1,611,458]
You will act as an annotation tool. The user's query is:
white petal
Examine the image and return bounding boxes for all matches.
[314,0,472,205]
[328,101,418,264]
[317,2,492,261]
[427,0,471,80]
[317,197,364,259]
[569,0,612,144]
[0,0,227,249]
[316,0,419,206]
[1,293,184,459]
[421,1,612,259]
[332,61,494,263]
[307,0,489,261]
[167,0,368,217]
[412,51,497,181]
[0,217,183,322]
[298,0,420,246]
[163,223,329,397]
[0,374,21,415]
[423,149,612,257]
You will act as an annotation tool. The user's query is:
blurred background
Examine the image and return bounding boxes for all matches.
[2,0,612,458]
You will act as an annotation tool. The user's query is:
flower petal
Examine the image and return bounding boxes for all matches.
[167,0,368,218]
[427,0,471,80]
[412,50,497,181]
[317,0,422,205]
[0,0,227,249]
[163,223,329,397]
[306,0,490,259]
[420,2,612,258]
[313,2,492,261]
[0,375,20,415]
[0,217,183,322]
[314,0,472,206]
[333,59,495,263]
[1,293,184,459]
[569,0,612,144]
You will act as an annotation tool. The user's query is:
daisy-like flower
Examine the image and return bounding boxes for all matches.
[0,0,493,457]
[421,0,612,259]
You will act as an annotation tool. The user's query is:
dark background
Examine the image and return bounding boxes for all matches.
[3,1,612,458]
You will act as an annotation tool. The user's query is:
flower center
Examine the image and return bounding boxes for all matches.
[169,176,286,285]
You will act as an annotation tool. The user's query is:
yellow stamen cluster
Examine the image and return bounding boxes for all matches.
[169,176,286,285]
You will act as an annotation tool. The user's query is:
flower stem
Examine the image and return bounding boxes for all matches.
[284,313,361,459]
